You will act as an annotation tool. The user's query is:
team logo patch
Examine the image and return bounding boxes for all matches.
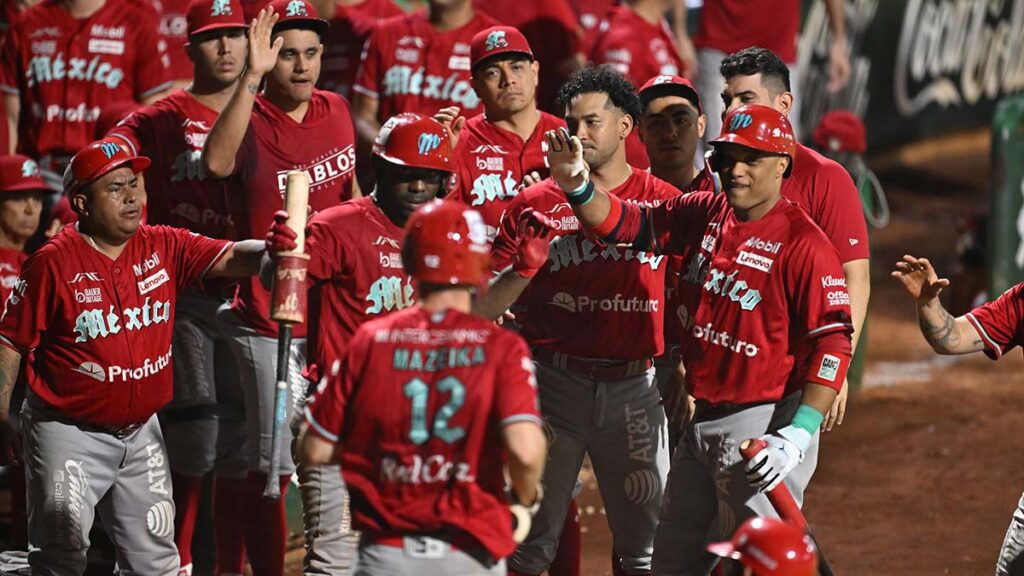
[652,74,674,85]
[817,354,841,382]
[484,30,507,51]
[211,0,232,16]
[736,250,773,273]
[21,159,40,177]
[728,112,753,131]
[623,469,660,505]
[417,132,441,155]
[67,272,103,284]
[99,142,120,159]
[285,0,307,16]
[73,361,105,382]
[147,501,174,538]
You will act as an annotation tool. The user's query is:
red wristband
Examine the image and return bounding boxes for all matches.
[592,193,623,238]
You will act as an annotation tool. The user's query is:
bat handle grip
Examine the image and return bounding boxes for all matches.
[739,438,808,531]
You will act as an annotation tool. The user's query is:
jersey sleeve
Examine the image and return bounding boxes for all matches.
[492,333,542,427]
[164,226,233,289]
[352,26,383,100]
[646,192,716,254]
[965,283,1024,360]
[105,108,147,156]
[304,327,370,442]
[132,8,173,100]
[0,24,22,95]
[806,161,870,262]
[304,213,346,282]
[0,251,56,354]
[785,234,854,343]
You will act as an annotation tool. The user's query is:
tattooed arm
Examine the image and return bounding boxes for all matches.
[202,7,282,178]
[892,254,985,355]
[0,344,23,465]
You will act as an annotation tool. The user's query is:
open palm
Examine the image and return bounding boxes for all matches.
[891,254,950,304]
[247,8,283,78]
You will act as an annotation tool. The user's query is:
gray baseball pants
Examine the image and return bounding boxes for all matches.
[357,537,505,576]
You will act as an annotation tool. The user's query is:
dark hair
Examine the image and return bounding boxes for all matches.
[556,65,641,124]
[719,47,791,94]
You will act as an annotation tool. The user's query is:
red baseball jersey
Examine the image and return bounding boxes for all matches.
[304,306,541,560]
[227,90,356,338]
[106,89,234,239]
[662,165,717,355]
[621,192,853,403]
[303,196,414,383]
[0,224,231,426]
[966,283,1024,360]
[149,0,191,82]
[781,143,869,264]
[353,9,499,121]
[491,169,677,360]
[588,5,685,86]
[319,0,403,98]
[0,246,26,304]
[450,111,565,240]
[471,0,581,113]
[569,0,612,54]
[0,0,172,158]
[695,0,800,64]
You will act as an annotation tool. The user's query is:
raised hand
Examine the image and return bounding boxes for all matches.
[891,254,949,305]
[545,127,590,194]
[433,106,465,148]
[513,208,557,279]
[246,8,283,79]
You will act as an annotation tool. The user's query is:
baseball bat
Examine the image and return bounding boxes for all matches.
[264,171,311,500]
[740,438,834,576]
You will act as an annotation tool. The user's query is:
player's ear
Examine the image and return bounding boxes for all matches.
[776,156,790,178]
[70,190,88,216]
[697,114,707,139]
[774,91,794,116]
[618,110,633,140]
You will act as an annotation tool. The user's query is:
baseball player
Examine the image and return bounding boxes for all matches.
[469,0,582,114]
[707,517,818,576]
[439,25,566,241]
[719,48,869,431]
[317,0,402,98]
[263,113,455,575]
[0,138,266,575]
[544,104,853,575]
[891,256,1024,576]
[104,0,250,573]
[201,3,357,573]
[350,0,498,153]
[0,0,172,179]
[297,199,548,576]
[478,66,676,576]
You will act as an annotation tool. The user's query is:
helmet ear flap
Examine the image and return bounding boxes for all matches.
[707,148,721,173]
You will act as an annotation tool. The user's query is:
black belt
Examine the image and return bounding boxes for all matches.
[692,399,775,421]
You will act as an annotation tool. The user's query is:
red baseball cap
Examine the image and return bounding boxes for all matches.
[638,74,701,114]
[470,26,534,72]
[0,155,48,194]
[812,109,867,154]
[268,0,328,35]
[187,0,247,39]
[712,104,796,176]
[63,140,151,195]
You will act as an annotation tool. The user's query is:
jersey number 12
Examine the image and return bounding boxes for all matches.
[403,376,466,445]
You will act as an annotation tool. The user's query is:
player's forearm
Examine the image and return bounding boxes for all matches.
[472,269,532,321]
[916,300,983,355]
[823,0,848,42]
[4,94,19,154]
[800,382,839,418]
[843,259,870,352]
[503,421,546,506]
[0,345,23,419]
[351,95,381,156]
[207,239,266,278]
[203,71,261,178]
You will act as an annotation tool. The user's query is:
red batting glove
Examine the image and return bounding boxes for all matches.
[266,210,298,256]
[513,208,557,279]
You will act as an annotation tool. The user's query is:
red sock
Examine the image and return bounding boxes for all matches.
[213,477,248,575]
[549,499,581,576]
[243,472,290,576]
[11,463,26,549]
[172,472,204,570]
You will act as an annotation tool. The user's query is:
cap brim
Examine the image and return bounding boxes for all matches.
[0,180,50,193]
[707,542,741,560]
[472,50,535,73]
[273,18,328,35]
[640,83,701,113]
[188,22,249,40]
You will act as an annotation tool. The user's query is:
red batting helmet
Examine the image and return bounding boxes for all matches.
[0,155,48,194]
[711,104,796,177]
[268,0,328,35]
[402,200,490,287]
[373,113,453,173]
[63,139,151,195]
[707,517,818,576]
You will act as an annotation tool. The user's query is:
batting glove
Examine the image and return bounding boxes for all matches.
[266,210,298,255]
[512,208,557,279]
[745,425,812,493]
